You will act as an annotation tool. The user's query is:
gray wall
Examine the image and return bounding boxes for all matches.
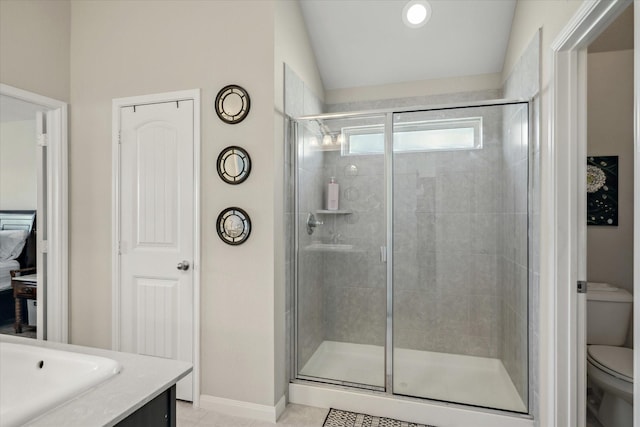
[0,0,70,102]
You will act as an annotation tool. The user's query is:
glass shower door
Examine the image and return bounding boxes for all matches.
[391,103,530,413]
[295,114,387,389]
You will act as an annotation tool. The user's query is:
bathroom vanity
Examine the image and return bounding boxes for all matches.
[0,335,192,427]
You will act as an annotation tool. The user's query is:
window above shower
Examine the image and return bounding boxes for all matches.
[343,116,483,155]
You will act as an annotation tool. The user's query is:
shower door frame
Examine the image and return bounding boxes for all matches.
[291,112,389,392]
[291,98,533,415]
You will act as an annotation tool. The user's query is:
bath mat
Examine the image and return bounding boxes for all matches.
[322,408,436,427]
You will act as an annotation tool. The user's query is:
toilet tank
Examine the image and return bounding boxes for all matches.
[587,282,633,345]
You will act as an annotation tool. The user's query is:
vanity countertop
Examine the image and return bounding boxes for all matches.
[0,335,192,427]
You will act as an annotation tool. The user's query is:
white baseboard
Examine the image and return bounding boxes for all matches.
[199,394,287,423]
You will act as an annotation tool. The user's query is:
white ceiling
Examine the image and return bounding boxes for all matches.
[299,0,517,91]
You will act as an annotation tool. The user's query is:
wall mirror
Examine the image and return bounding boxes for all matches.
[216,207,251,245]
[214,85,250,124]
[217,146,251,185]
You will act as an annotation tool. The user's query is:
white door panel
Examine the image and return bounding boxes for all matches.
[135,277,178,358]
[119,100,194,401]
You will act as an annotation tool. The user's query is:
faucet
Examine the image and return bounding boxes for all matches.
[306,213,323,235]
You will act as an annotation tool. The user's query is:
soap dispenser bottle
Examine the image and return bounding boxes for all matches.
[327,177,339,210]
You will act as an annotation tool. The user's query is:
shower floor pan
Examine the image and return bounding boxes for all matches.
[299,340,527,413]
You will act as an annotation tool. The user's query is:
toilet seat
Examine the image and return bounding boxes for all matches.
[587,345,633,383]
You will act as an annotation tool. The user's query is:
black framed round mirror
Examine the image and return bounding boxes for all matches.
[214,85,250,124]
[217,146,251,185]
[216,207,251,245]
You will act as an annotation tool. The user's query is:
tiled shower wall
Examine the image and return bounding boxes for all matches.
[392,107,504,357]
[499,103,529,403]
[319,149,387,346]
[316,105,506,358]
[501,31,540,415]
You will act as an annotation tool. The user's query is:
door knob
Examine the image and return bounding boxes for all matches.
[177,261,190,271]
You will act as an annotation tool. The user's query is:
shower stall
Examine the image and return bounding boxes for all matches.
[290,100,531,415]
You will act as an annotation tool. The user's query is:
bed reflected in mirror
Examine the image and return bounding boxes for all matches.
[0,215,37,339]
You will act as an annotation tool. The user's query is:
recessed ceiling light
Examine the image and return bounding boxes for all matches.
[402,0,431,29]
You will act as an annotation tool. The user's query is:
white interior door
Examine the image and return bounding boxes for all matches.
[118,100,194,401]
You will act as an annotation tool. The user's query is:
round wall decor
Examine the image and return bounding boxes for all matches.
[217,146,251,185]
[217,207,251,245]
[214,84,251,124]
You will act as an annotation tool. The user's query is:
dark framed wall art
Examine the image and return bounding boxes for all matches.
[587,156,618,226]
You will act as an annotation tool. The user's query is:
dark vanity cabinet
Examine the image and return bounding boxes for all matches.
[116,386,176,427]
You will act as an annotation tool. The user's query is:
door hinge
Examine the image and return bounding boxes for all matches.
[577,280,588,294]
[37,133,48,147]
[118,131,121,145]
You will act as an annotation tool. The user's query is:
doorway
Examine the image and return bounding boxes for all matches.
[551,0,636,426]
[0,84,68,343]
[112,89,201,403]
[584,5,634,427]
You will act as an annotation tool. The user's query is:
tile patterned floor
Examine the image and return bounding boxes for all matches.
[177,401,329,427]
[179,402,607,427]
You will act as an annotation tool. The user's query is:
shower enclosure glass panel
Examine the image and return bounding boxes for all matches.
[392,104,529,413]
[295,114,387,389]
[292,101,530,414]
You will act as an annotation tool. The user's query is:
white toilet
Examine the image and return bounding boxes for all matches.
[587,282,634,427]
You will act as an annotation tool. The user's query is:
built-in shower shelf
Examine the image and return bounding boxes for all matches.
[316,209,352,215]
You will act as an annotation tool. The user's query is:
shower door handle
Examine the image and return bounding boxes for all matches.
[380,246,387,263]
